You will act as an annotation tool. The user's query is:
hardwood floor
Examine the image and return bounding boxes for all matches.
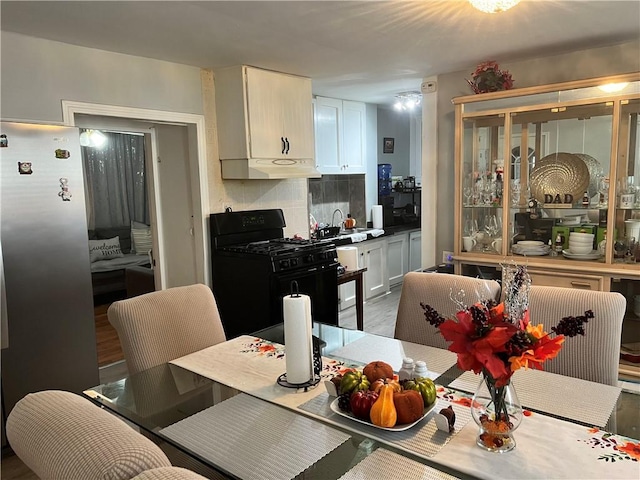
[95,303,125,367]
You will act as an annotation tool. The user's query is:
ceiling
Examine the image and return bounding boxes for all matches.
[2,1,639,105]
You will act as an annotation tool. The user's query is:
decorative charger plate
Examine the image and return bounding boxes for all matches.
[573,153,602,198]
[530,152,590,205]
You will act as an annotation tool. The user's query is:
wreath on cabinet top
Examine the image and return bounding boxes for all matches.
[467,61,514,94]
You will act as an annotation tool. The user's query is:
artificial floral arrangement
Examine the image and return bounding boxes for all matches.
[421,264,593,451]
[466,60,514,94]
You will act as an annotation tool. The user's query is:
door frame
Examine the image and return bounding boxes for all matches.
[62,101,210,288]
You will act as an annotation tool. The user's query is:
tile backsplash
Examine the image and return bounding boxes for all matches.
[309,175,366,228]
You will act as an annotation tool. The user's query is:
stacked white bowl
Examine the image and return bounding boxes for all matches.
[568,232,594,255]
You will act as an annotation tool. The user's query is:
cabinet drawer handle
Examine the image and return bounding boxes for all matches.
[281,137,286,154]
[285,137,290,154]
[570,281,593,289]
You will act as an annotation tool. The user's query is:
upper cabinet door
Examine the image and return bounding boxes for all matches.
[246,67,314,160]
[281,72,314,159]
[245,67,286,159]
[315,97,367,174]
[342,101,366,174]
[315,96,343,174]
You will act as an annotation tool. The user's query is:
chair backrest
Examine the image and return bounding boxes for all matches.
[6,390,172,480]
[529,285,626,386]
[394,272,501,349]
[108,284,226,375]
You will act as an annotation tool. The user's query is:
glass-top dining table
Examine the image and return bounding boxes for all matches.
[84,323,640,480]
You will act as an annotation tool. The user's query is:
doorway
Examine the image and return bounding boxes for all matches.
[63,102,210,367]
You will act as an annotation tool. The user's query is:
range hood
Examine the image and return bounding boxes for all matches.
[221,158,321,180]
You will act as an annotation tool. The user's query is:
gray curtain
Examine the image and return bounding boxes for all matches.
[82,130,149,229]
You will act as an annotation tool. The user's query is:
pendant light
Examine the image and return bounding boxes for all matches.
[469,0,520,14]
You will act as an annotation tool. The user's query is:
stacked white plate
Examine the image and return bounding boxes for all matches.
[512,240,550,256]
[563,231,600,259]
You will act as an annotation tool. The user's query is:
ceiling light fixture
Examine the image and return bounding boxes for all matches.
[469,0,520,14]
[394,92,422,112]
[79,129,107,148]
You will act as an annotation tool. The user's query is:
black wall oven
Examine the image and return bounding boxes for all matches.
[209,209,339,339]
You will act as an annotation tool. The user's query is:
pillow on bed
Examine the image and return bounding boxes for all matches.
[89,236,124,263]
[131,221,153,254]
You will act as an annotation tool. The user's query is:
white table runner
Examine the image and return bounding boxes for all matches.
[338,448,460,480]
[170,335,345,409]
[449,369,621,427]
[329,335,458,378]
[160,393,350,480]
[434,404,640,480]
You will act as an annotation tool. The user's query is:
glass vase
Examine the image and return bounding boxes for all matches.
[470,373,523,453]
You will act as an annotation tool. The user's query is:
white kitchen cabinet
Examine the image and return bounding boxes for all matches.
[409,230,422,272]
[338,281,356,311]
[314,97,342,174]
[341,101,366,173]
[215,65,314,163]
[387,232,409,286]
[360,239,389,299]
[315,96,366,174]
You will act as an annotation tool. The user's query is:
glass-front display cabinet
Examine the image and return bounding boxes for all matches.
[453,73,640,379]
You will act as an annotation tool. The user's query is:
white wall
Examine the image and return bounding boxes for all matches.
[1,32,310,244]
[0,32,204,121]
[365,104,378,223]
[431,40,640,265]
[377,107,411,177]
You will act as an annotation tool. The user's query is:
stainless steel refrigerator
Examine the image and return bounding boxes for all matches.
[1,122,99,431]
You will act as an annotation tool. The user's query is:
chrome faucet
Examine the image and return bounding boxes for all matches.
[331,208,344,228]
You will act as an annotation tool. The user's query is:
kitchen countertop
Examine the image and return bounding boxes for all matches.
[317,223,420,246]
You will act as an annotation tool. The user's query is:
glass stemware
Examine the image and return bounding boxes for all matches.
[463,186,474,206]
[510,181,521,207]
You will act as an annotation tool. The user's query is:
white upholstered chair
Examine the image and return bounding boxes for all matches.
[528,285,626,386]
[108,284,226,375]
[6,390,173,480]
[394,272,502,349]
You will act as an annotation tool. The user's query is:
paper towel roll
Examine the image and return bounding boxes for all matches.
[283,293,314,384]
[372,205,383,229]
[337,246,359,271]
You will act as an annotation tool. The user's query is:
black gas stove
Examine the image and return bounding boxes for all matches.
[209,209,339,338]
[217,238,336,273]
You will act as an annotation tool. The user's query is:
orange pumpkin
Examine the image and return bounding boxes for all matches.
[370,377,401,393]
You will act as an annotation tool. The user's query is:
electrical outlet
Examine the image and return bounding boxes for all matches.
[442,250,454,264]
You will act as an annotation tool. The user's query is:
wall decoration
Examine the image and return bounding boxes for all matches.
[0,134,8,147]
[55,149,70,159]
[18,161,32,175]
[383,137,395,154]
[58,177,72,201]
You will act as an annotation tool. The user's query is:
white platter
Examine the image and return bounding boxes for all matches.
[562,250,602,260]
[512,246,550,256]
[516,241,545,247]
[329,397,436,432]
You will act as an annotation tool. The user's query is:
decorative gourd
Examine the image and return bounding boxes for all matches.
[369,384,397,428]
[370,377,401,393]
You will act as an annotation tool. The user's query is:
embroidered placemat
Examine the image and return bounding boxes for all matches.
[338,448,460,480]
[297,392,471,459]
[160,393,351,480]
[449,369,621,427]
